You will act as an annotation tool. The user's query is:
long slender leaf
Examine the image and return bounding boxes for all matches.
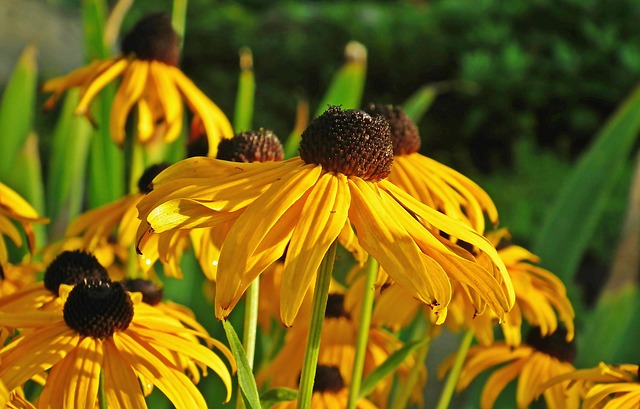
[83,0,125,207]
[360,338,429,399]
[46,89,92,239]
[234,48,255,132]
[0,45,37,180]
[402,85,437,124]
[223,320,262,409]
[284,41,367,158]
[260,388,298,409]
[532,84,640,291]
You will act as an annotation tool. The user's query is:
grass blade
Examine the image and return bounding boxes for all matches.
[223,320,261,409]
[234,48,255,132]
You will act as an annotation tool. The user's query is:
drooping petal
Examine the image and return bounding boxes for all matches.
[110,61,149,145]
[480,359,527,409]
[150,61,184,143]
[216,167,322,318]
[76,58,129,115]
[103,339,147,409]
[347,178,451,319]
[280,172,350,325]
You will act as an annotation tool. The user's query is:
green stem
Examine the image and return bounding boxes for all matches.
[236,278,260,409]
[347,258,378,409]
[98,370,107,409]
[435,330,474,409]
[171,0,188,48]
[297,240,338,409]
[390,327,432,409]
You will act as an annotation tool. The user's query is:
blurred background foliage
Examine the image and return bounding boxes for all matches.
[3,0,639,331]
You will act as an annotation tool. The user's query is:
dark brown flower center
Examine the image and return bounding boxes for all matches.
[216,129,284,163]
[325,293,350,319]
[63,280,134,339]
[120,278,163,306]
[44,250,110,295]
[525,327,576,363]
[299,106,394,181]
[137,163,170,194]
[121,13,180,66]
[365,103,421,156]
[314,365,344,393]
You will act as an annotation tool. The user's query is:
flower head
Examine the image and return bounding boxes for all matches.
[365,103,498,233]
[137,106,514,326]
[0,279,234,408]
[445,327,579,409]
[42,13,232,152]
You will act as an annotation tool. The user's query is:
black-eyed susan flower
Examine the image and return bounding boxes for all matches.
[364,103,498,234]
[538,361,640,409]
[272,365,378,409]
[0,279,233,409]
[137,106,514,326]
[0,182,48,266]
[444,327,580,409]
[42,13,232,152]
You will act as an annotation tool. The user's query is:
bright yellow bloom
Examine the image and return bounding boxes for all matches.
[137,107,514,326]
[42,13,232,153]
[365,104,498,234]
[538,362,640,409]
[0,182,47,266]
[443,328,579,409]
[0,280,234,409]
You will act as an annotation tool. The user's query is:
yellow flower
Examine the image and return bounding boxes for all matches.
[137,106,514,326]
[538,362,640,409]
[42,13,232,153]
[0,279,233,409]
[272,365,379,409]
[365,103,498,234]
[443,327,579,409]
[0,182,48,266]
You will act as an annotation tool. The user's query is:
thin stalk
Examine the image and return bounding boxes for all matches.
[236,277,260,409]
[347,258,378,409]
[297,240,338,409]
[435,330,474,409]
[171,0,188,48]
[390,329,432,409]
[98,370,107,409]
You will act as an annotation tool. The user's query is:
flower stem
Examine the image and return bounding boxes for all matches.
[347,258,378,409]
[297,240,338,409]
[98,370,107,409]
[236,277,260,409]
[171,0,188,48]
[435,330,474,409]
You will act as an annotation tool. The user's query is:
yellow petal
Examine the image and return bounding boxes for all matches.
[150,62,184,143]
[113,331,207,409]
[76,58,129,115]
[480,358,527,409]
[137,98,154,142]
[69,337,103,409]
[110,61,149,145]
[103,339,148,409]
[280,173,350,325]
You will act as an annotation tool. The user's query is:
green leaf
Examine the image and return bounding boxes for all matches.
[577,285,640,367]
[0,44,37,181]
[234,48,255,132]
[402,85,438,123]
[532,83,640,292]
[284,41,367,159]
[260,388,298,409]
[82,0,125,207]
[223,320,262,409]
[359,338,429,399]
[46,89,92,239]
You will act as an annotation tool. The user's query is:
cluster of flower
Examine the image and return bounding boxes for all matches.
[0,11,637,409]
